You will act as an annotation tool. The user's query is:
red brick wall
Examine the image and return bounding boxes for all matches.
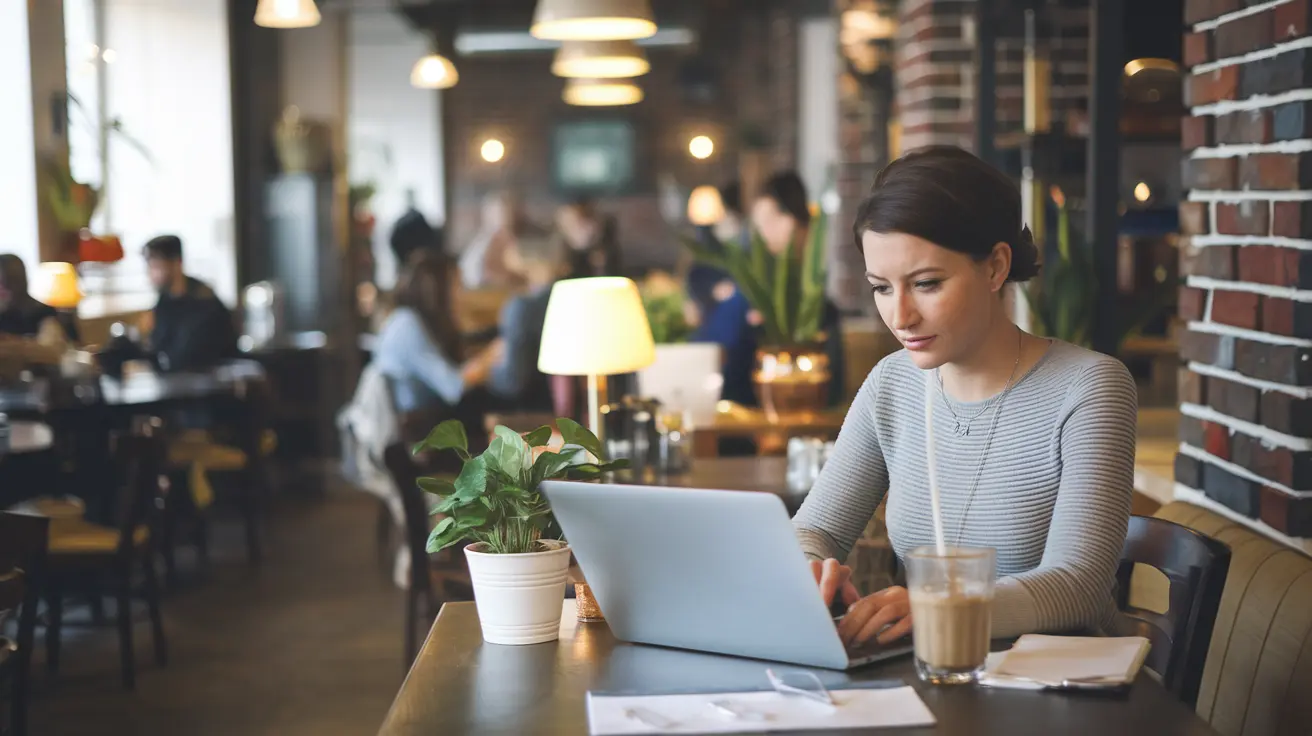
[895,0,1089,152]
[1177,0,1312,541]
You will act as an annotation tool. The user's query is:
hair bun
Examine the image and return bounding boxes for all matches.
[1008,224,1041,283]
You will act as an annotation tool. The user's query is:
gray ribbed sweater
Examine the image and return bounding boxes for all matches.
[793,340,1138,638]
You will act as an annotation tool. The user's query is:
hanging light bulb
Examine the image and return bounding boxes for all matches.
[254,0,321,29]
[531,0,657,41]
[562,78,643,106]
[411,52,459,89]
[552,40,649,79]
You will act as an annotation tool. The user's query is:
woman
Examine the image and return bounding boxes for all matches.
[458,191,530,290]
[372,251,501,434]
[557,198,621,279]
[0,254,72,363]
[694,171,844,408]
[795,146,1137,646]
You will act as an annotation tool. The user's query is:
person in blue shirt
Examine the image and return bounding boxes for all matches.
[373,251,501,439]
[486,229,566,411]
[693,172,845,408]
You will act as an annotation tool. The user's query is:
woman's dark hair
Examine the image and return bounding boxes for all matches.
[394,250,463,361]
[759,171,811,228]
[717,181,743,217]
[852,146,1040,283]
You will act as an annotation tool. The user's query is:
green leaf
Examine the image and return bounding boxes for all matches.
[530,450,577,485]
[522,425,553,447]
[426,517,461,553]
[411,420,469,460]
[453,503,490,528]
[452,455,488,502]
[556,417,605,462]
[416,476,456,496]
[435,494,462,514]
[487,427,530,480]
[772,235,792,341]
[748,229,771,288]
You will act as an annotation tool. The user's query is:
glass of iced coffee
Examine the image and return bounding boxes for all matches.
[905,546,996,685]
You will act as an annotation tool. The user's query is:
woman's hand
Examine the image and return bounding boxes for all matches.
[810,558,860,610]
[837,586,913,646]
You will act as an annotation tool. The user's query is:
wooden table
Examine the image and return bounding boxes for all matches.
[694,407,846,457]
[378,603,1219,736]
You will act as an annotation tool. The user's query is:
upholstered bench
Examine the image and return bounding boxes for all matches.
[1153,501,1312,736]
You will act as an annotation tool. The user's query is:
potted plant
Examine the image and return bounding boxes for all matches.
[412,417,627,645]
[679,210,832,418]
[1024,187,1175,350]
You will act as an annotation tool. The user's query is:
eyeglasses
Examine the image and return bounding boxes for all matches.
[766,667,836,707]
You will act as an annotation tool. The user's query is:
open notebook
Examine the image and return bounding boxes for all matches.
[982,635,1152,690]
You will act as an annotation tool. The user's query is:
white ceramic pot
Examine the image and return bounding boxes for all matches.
[464,539,572,645]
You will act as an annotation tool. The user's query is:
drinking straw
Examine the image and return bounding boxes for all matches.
[925,370,947,556]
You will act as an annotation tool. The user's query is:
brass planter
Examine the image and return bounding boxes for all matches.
[753,345,831,421]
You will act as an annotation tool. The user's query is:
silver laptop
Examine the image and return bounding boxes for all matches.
[540,481,914,670]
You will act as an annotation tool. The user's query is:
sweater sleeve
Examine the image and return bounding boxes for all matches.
[989,359,1138,638]
[488,296,530,399]
[792,362,890,563]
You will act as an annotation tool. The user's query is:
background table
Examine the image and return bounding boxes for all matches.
[379,602,1218,736]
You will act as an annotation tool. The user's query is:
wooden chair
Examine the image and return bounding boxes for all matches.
[44,419,168,690]
[1116,514,1231,708]
[0,512,49,736]
[382,443,472,668]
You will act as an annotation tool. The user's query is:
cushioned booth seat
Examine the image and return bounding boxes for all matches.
[1154,502,1312,736]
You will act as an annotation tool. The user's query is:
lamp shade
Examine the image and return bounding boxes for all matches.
[562,78,642,106]
[411,53,459,89]
[687,185,725,226]
[31,262,81,308]
[254,0,321,29]
[531,0,657,41]
[552,40,649,78]
[537,277,655,376]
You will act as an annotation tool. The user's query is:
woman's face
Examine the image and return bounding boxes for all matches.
[861,230,1007,370]
[750,197,797,255]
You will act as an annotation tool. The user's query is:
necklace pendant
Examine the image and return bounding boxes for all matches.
[954,421,969,437]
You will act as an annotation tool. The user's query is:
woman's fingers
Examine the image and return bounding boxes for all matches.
[876,614,914,645]
[817,559,851,607]
[839,587,911,645]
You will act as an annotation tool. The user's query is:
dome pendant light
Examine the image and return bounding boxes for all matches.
[411,51,459,89]
[531,0,657,41]
[552,40,649,79]
[563,78,643,106]
[254,0,321,29]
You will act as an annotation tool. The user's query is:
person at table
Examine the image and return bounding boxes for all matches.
[692,171,845,407]
[373,250,502,443]
[0,254,73,365]
[557,198,621,279]
[486,228,564,412]
[458,190,530,290]
[796,146,1137,645]
[140,235,238,373]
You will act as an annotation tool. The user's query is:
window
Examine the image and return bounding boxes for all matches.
[0,0,40,267]
[68,0,237,310]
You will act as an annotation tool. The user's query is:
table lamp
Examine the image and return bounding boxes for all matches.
[31,262,82,341]
[537,277,655,441]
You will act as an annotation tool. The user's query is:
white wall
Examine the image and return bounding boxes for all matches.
[798,17,839,203]
[0,0,40,266]
[346,10,445,289]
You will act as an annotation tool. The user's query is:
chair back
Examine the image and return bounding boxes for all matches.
[382,443,431,598]
[1116,514,1231,708]
[0,511,50,736]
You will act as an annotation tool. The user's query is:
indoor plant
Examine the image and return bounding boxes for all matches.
[679,210,832,416]
[413,417,627,645]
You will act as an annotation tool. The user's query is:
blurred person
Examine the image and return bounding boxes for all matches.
[0,254,73,365]
[142,235,238,373]
[459,191,530,289]
[557,198,621,278]
[372,250,501,447]
[389,206,444,270]
[486,230,568,411]
[686,181,746,324]
[693,171,845,408]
